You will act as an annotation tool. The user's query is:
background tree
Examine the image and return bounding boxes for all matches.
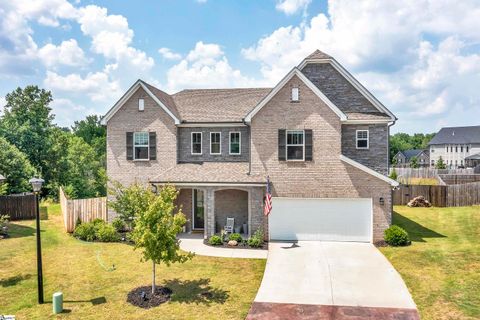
[0,137,35,194]
[389,132,436,162]
[72,115,106,167]
[129,184,193,294]
[0,86,54,173]
[435,156,447,169]
[410,156,419,168]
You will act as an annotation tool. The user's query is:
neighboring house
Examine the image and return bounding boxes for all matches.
[103,50,398,243]
[393,149,429,167]
[428,125,480,168]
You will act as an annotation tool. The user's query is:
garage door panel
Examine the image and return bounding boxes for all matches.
[269,198,372,242]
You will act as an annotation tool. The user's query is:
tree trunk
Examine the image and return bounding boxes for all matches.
[152,262,156,294]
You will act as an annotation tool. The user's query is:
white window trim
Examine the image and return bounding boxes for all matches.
[191,132,202,155]
[229,132,241,155]
[286,129,305,161]
[133,131,149,161]
[356,130,369,150]
[210,132,221,155]
[291,87,299,102]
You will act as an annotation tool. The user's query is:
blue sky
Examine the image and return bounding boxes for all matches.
[1,0,480,133]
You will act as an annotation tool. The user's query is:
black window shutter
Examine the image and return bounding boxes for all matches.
[305,129,313,161]
[278,129,286,161]
[149,132,157,160]
[126,132,133,160]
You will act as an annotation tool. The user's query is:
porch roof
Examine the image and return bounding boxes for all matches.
[150,162,266,186]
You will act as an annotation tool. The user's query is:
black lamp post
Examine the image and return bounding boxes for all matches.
[29,177,44,304]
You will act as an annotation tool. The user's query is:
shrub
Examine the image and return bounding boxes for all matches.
[389,168,398,180]
[229,233,242,242]
[384,225,410,246]
[73,222,96,241]
[96,223,120,242]
[247,228,264,248]
[112,217,125,232]
[209,235,223,245]
[247,237,262,247]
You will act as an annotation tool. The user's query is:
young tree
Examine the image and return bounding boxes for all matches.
[410,156,419,168]
[389,168,398,180]
[435,156,447,169]
[129,185,193,294]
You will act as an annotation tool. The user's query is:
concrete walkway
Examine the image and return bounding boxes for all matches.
[178,234,268,259]
[249,241,418,319]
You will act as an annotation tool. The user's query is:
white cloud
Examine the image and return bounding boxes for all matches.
[243,0,480,132]
[76,5,154,71]
[38,39,89,68]
[50,97,101,127]
[158,47,182,60]
[44,70,122,102]
[196,0,207,3]
[165,42,258,92]
[275,0,311,15]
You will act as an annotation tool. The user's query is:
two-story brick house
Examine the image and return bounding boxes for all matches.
[103,50,398,243]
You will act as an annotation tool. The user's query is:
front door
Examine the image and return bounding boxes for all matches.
[192,189,205,230]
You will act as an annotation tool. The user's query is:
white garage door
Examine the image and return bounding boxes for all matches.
[269,198,372,242]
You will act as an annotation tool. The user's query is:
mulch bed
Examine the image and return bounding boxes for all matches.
[203,239,268,250]
[374,240,388,247]
[126,285,172,309]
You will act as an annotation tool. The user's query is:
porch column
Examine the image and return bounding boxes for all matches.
[249,187,264,237]
[204,187,215,238]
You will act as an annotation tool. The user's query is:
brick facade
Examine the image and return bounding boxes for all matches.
[249,75,392,242]
[177,126,249,163]
[341,124,389,175]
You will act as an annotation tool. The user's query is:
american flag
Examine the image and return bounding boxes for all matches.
[264,176,272,216]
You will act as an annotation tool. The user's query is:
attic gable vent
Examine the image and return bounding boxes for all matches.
[138,98,145,111]
[291,87,299,102]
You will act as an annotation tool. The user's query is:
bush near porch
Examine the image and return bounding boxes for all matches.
[0,203,266,319]
[380,206,480,320]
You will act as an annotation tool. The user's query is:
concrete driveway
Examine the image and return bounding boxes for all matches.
[248,241,419,319]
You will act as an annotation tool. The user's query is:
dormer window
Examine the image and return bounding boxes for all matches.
[138,98,145,111]
[291,87,299,102]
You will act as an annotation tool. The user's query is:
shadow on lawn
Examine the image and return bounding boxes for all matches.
[6,223,37,238]
[45,296,107,306]
[164,278,229,305]
[393,211,446,242]
[0,274,32,287]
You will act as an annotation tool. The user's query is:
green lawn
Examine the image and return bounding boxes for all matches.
[0,204,266,320]
[381,206,480,320]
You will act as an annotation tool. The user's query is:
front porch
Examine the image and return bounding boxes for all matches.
[173,186,265,240]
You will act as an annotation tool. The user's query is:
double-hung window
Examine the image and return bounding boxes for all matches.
[191,132,202,155]
[133,132,149,160]
[356,130,369,149]
[229,132,241,155]
[210,132,221,155]
[286,130,304,161]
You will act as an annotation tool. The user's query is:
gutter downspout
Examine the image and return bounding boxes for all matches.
[243,118,252,175]
[387,120,396,174]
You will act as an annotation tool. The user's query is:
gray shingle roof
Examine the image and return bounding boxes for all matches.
[345,112,391,121]
[428,125,480,145]
[150,162,265,184]
[305,49,332,60]
[465,153,480,160]
[400,149,425,161]
[172,88,272,122]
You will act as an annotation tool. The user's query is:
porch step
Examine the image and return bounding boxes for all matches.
[191,230,204,234]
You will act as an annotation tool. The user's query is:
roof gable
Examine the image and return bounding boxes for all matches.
[101,80,180,125]
[244,67,347,123]
[298,52,396,121]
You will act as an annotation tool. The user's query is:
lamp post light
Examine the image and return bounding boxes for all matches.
[29,177,45,304]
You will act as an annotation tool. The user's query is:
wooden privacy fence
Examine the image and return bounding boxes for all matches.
[60,187,107,232]
[438,174,480,185]
[393,182,480,207]
[391,167,474,179]
[0,193,36,220]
